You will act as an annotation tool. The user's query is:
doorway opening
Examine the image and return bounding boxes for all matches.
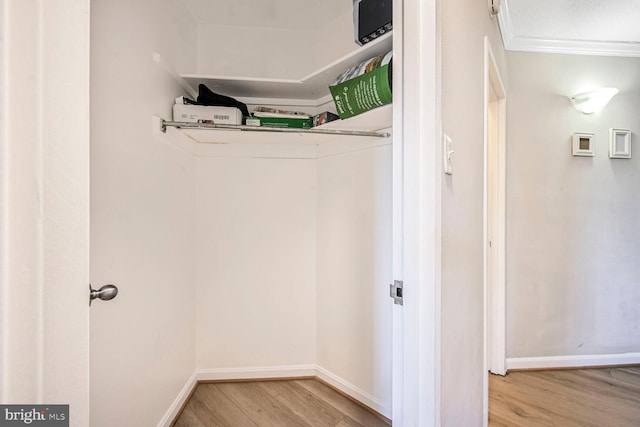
[482,36,507,424]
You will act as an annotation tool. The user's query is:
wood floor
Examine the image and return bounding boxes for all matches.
[489,367,640,426]
[172,378,390,427]
[174,367,640,426]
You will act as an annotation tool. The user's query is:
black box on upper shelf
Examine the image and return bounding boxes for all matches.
[353,0,392,46]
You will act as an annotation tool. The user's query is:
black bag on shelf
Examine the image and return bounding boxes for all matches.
[196,84,250,118]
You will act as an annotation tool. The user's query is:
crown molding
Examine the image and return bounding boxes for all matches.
[497,0,640,57]
[496,0,514,51]
[506,36,640,57]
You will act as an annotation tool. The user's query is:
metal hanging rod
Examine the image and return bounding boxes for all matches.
[161,120,391,138]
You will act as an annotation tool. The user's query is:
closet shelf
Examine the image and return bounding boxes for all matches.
[161,104,392,145]
[162,121,389,138]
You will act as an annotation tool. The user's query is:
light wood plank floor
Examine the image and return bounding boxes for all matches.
[489,367,640,426]
[172,379,391,427]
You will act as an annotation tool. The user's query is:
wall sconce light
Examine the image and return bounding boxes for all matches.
[569,88,618,114]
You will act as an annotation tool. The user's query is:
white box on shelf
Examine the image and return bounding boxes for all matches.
[172,104,243,125]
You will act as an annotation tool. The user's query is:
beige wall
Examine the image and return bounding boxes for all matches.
[506,52,640,359]
[440,1,507,425]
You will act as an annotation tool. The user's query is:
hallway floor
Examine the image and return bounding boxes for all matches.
[489,366,640,426]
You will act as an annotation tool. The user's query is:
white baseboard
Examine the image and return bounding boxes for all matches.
[196,364,317,381]
[158,364,390,426]
[315,366,390,418]
[157,372,198,427]
[506,352,640,371]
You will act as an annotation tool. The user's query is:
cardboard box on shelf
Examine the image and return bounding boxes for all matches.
[172,104,243,125]
[246,116,312,129]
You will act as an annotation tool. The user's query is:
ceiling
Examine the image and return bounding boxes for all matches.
[499,0,640,56]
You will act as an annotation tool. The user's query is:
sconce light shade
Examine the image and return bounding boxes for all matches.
[569,87,618,114]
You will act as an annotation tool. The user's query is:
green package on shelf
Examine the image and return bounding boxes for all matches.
[329,55,392,120]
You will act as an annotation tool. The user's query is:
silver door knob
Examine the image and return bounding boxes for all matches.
[90,284,118,306]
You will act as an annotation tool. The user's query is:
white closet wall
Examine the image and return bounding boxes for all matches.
[317,145,393,410]
[196,157,318,368]
[193,143,393,414]
[190,0,354,79]
[313,9,357,70]
[197,25,315,79]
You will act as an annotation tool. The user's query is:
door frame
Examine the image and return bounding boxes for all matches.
[0,0,91,421]
[482,35,507,423]
[392,0,441,425]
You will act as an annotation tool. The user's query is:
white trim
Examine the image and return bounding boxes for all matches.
[398,0,441,425]
[506,37,640,57]
[506,353,640,371]
[497,0,640,57]
[315,366,390,418]
[483,36,507,427]
[196,365,317,381]
[157,373,198,427]
[433,1,443,425]
[483,37,507,376]
[390,0,405,422]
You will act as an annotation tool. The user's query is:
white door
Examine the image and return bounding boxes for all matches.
[0,1,91,425]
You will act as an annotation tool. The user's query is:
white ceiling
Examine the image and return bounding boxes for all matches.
[499,0,640,56]
[181,0,347,30]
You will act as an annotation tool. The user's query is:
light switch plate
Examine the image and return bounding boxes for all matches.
[443,134,453,175]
